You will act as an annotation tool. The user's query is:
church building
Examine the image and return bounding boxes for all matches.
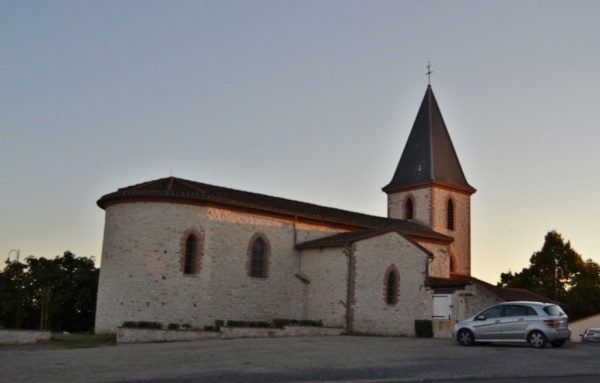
[94,84,548,336]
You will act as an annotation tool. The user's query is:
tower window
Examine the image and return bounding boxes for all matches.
[447,199,455,231]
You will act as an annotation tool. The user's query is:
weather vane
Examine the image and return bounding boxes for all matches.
[425,60,433,86]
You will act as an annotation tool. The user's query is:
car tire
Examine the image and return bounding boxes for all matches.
[550,340,566,347]
[527,330,547,348]
[457,329,475,346]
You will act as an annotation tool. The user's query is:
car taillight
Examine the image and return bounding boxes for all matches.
[543,319,556,327]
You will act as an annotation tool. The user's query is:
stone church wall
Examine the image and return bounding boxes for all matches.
[96,202,348,333]
[419,241,451,279]
[430,189,471,275]
[300,247,348,328]
[387,188,432,225]
[351,233,429,335]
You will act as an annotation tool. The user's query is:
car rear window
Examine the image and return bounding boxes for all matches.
[543,305,566,317]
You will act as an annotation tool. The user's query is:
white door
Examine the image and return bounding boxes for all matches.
[433,294,452,320]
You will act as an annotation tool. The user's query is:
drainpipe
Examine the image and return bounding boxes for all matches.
[342,242,354,334]
[426,254,434,285]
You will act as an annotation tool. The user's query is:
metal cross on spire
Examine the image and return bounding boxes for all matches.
[425,60,433,86]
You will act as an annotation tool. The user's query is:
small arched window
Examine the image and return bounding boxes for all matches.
[405,198,414,220]
[447,199,455,231]
[384,265,399,305]
[180,228,204,275]
[250,238,266,278]
[184,235,197,275]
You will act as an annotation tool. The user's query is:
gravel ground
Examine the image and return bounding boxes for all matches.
[1,336,599,383]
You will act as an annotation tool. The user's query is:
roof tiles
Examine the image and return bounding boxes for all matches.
[98,176,453,243]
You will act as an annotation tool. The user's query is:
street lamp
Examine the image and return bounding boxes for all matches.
[7,249,20,263]
[554,266,567,301]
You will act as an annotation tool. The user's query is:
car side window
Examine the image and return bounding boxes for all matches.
[505,305,528,317]
[525,306,537,316]
[504,305,518,317]
[481,306,503,319]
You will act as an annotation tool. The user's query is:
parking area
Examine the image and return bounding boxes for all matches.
[1,336,599,382]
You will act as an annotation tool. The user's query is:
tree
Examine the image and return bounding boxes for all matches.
[499,230,600,320]
[0,251,99,332]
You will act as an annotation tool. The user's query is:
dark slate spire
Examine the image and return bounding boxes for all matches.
[383,86,475,193]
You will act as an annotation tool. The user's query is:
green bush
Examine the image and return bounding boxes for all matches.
[121,321,163,330]
[167,323,180,330]
[414,320,433,338]
[299,319,323,327]
[273,318,323,328]
[214,320,224,331]
[226,320,270,328]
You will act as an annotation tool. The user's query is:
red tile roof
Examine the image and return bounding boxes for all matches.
[98,177,453,243]
[429,274,562,304]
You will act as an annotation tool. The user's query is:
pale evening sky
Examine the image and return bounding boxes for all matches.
[1,0,599,284]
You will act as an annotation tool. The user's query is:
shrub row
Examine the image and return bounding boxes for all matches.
[122,319,324,331]
[272,319,324,328]
[121,321,163,329]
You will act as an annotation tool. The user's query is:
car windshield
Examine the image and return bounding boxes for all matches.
[543,305,566,317]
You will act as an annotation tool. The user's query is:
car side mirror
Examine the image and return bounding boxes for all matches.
[476,315,486,321]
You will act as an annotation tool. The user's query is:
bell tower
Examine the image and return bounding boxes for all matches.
[383,80,476,276]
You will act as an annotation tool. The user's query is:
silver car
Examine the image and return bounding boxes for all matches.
[581,328,600,342]
[452,301,571,348]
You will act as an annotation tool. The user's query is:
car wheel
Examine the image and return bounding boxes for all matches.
[527,330,547,348]
[457,329,474,346]
[550,340,565,347]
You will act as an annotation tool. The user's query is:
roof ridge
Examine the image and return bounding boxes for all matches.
[97,176,453,243]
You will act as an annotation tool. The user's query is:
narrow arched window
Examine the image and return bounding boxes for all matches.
[405,198,414,220]
[250,238,265,278]
[384,265,399,305]
[447,199,455,231]
[386,272,397,304]
[184,235,197,274]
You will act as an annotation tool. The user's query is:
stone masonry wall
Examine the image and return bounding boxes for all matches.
[351,232,429,335]
[387,188,432,226]
[96,202,347,333]
[419,241,450,279]
[430,188,471,275]
[299,247,348,329]
[387,186,471,277]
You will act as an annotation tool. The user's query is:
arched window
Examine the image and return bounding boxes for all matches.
[246,233,271,279]
[180,228,203,275]
[447,199,455,231]
[184,235,197,275]
[384,265,399,305]
[405,198,414,220]
[251,238,266,278]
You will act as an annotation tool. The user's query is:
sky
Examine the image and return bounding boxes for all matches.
[1,0,599,284]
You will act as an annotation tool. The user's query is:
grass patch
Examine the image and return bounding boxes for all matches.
[50,333,116,348]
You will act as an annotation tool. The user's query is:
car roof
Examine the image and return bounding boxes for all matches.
[495,301,554,306]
